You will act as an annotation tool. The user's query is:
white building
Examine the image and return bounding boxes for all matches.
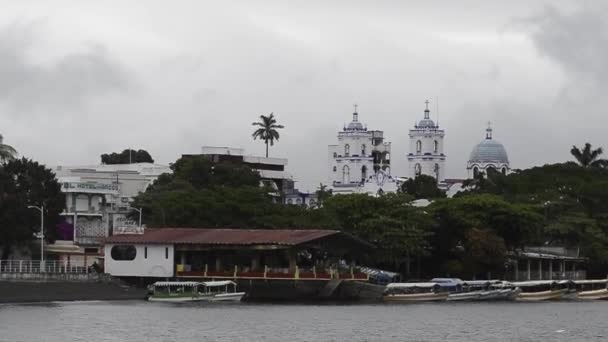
[328,107,397,195]
[407,101,446,182]
[46,163,171,267]
[466,124,510,178]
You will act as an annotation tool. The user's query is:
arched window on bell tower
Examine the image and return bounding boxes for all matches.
[344,144,350,157]
[434,163,440,180]
[415,163,421,176]
[361,144,366,156]
[361,165,367,182]
[434,140,438,153]
[416,140,422,153]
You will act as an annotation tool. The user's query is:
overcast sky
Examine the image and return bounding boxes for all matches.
[0,0,605,191]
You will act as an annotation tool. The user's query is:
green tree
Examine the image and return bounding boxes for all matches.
[0,134,17,163]
[101,149,154,164]
[400,174,446,199]
[571,143,607,168]
[314,183,332,207]
[0,158,63,259]
[252,113,284,157]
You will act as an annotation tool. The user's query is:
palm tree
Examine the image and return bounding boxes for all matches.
[252,113,284,157]
[571,143,608,168]
[0,134,17,163]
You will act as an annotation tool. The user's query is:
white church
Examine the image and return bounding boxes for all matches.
[326,102,510,196]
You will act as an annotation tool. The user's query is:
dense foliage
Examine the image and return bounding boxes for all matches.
[132,148,608,279]
[101,149,154,164]
[0,158,63,259]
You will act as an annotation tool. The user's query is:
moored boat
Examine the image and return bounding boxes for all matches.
[148,280,245,302]
[512,280,570,301]
[383,283,448,302]
[448,280,520,301]
[574,279,608,300]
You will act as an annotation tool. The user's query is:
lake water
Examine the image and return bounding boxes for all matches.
[0,301,607,342]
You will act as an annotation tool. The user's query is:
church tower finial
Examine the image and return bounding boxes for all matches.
[424,100,430,119]
[353,104,358,122]
[486,121,493,140]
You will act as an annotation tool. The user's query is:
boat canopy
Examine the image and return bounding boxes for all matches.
[462,280,502,286]
[430,278,463,288]
[574,279,608,285]
[153,281,200,287]
[386,282,439,289]
[511,280,559,287]
[201,281,237,287]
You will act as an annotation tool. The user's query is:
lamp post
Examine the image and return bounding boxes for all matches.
[27,205,44,265]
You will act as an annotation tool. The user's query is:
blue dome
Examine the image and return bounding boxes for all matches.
[469,138,509,163]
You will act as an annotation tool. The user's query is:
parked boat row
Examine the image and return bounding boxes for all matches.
[383,279,608,303]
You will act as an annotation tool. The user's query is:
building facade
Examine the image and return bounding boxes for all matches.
[466,124,510,178]
[407,101,446,182]
[328,107,396,195]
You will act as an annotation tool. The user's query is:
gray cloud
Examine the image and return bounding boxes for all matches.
[0,22,128,113]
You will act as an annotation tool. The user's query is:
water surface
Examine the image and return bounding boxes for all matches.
[0,301,606,341]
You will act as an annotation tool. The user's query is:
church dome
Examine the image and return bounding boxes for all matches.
[346,120,364,130]
[417,118,436,128]
[468,127,509,163]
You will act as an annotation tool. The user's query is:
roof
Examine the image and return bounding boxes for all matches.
[105,228,362,247]
[153,281,200,287]
[386,282,439,289]
[202,281,236,287]
[469,138,509,164]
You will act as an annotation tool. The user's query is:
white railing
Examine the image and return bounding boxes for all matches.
[0,260,89,274]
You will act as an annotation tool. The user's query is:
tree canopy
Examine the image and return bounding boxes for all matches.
[400,174,446,199]
[0,158,63,259]
[252,113,284,157]
[101,149,154,164]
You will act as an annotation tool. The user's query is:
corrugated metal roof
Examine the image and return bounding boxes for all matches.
[104,228,341,246]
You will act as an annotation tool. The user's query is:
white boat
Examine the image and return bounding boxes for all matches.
[448,281,520,301]
[448,280,520,301]
[383,282,449,303]
[148,280,245,302]
[574,279,608,300]
[512,280,570,301]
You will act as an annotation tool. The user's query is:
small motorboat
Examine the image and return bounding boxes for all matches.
[383,282,449,303]
[148,280,245,302]
[574,279,608,300]
[512,280,570,301]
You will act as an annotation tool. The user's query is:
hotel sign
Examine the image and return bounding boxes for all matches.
[61,182,119,194]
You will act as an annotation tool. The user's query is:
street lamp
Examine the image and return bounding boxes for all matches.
[27,205,44,264]
[129,207,142,228]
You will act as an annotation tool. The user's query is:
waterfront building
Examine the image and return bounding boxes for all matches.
[466,123,510,178]
[507,247,586,281]
[407,101,446,183]
[104,228,371,280]
[185,146,295,199]
[327,106,397,195]
[46,163,171,267]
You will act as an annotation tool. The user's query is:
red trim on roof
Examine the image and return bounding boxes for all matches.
[104,228,340,246]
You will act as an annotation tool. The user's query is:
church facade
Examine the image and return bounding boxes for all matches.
[407,101,446,183]
[327,107,398,195]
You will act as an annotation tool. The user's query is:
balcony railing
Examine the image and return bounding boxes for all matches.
[176,265,369,281]
[0,260,89,274]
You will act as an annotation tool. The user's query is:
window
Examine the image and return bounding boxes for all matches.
[287,198,293,204]
[333,166,337,172]
[333,152,337,158]
[361,144,366,156]
[342,165,350,183]
[434,140,438,153]
[434,163,440,180]
[144,247,148,259]
[165,247,169,259]
[344,144,350,156]
[361,165,367,182]
[473,167,479,177]
[416,140,422,153]
[415,163,421,176]
[502,168,507,175]
[110,245,137,261]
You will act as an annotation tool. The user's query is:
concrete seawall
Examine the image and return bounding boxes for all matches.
[0,275,148,303]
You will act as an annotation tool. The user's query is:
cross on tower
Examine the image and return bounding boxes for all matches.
[354,104,358,113]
